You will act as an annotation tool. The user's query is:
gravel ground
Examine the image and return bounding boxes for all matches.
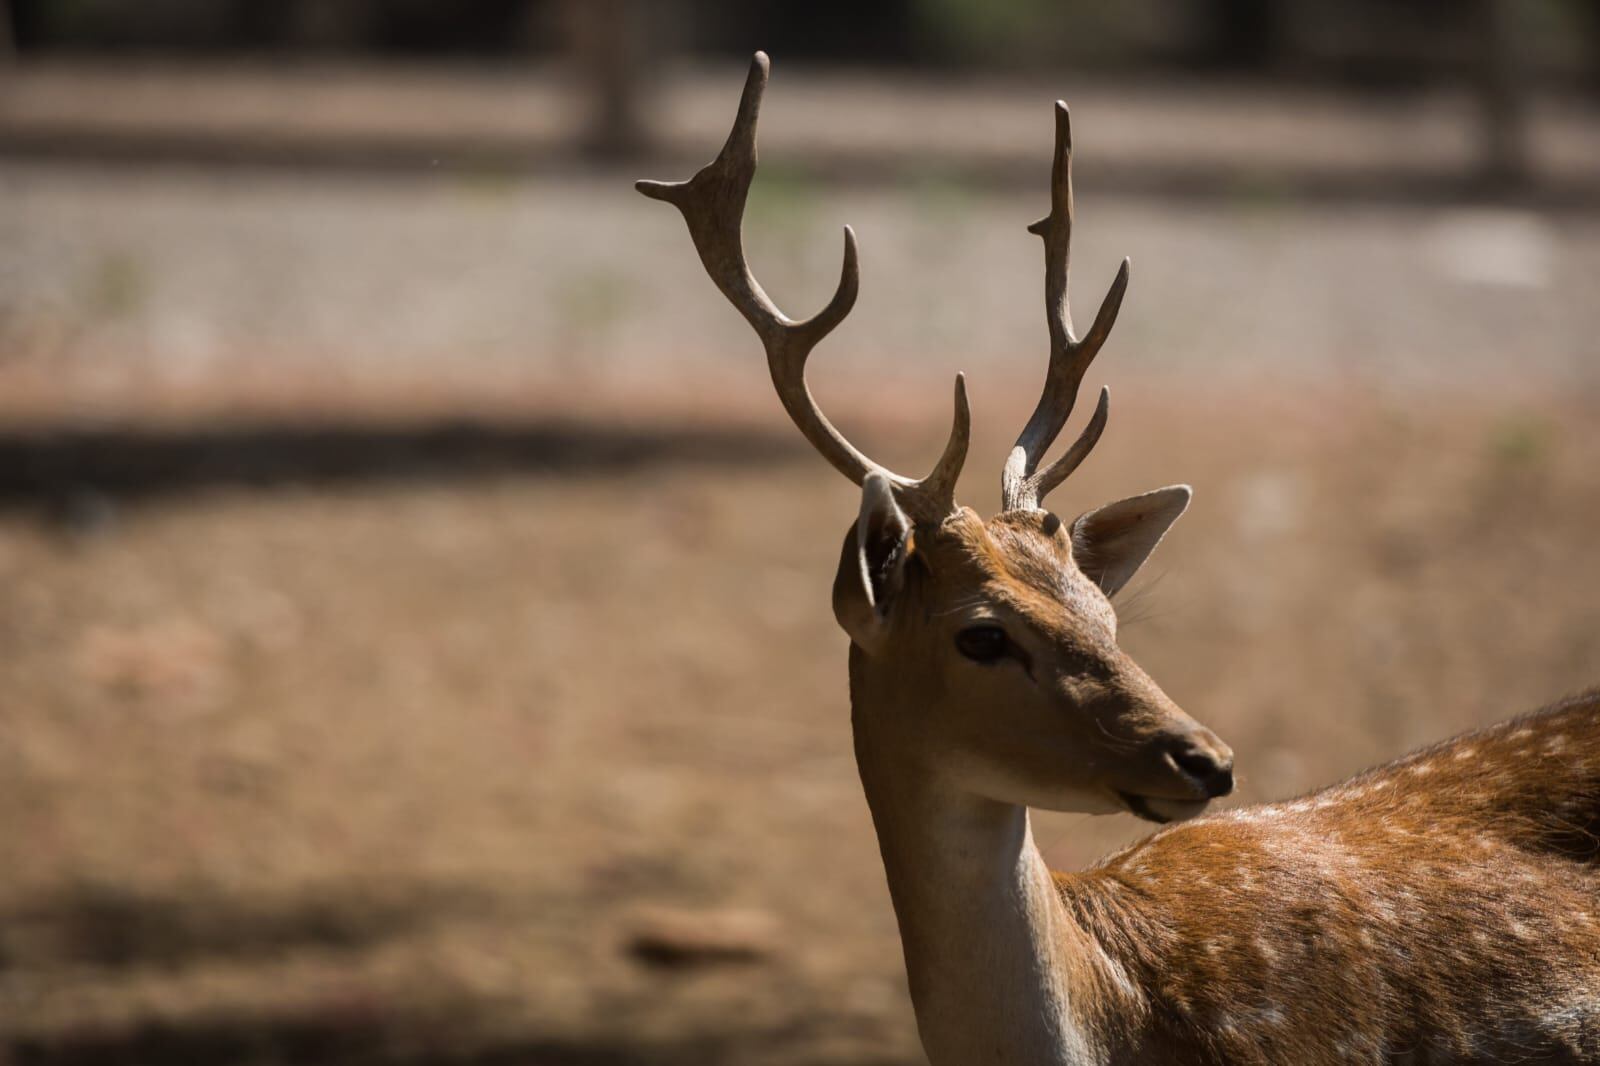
[3,159,1599,430]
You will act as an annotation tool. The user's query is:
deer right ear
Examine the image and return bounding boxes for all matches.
[1071,484,1191,599]
[832,473,912,652]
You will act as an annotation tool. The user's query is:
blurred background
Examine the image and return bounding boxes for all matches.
[1,2,1598,1063]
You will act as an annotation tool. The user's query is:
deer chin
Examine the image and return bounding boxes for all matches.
[1116,791,1212,825]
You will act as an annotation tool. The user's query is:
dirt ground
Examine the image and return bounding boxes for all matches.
[2,64,1600,1066]
[2,385,1598,1065]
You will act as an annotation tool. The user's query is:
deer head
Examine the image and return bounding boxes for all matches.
[639,53,1232,824]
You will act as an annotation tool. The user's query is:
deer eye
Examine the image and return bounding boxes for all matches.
[955,625,1009,664]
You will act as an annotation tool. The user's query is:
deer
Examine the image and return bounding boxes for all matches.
[638,52,1600,1066]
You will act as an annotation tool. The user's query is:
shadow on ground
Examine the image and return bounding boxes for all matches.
[0,883,489,972]
[0,419,806,511]
[0,884,891,1066]
[10,1019,782,1066]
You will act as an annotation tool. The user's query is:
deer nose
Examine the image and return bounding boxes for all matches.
[1165,732,1235,798]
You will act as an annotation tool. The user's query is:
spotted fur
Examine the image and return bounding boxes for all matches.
[1061,692,1600,1064]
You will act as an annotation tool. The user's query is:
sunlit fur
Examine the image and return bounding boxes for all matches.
[1065,692,1600,1063]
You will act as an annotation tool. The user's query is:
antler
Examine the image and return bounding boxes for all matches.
[1000,102,1130,513]
[636,52,969,524]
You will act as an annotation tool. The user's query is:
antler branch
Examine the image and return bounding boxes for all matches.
[1000,102,1130,513]
[637,52,969,523]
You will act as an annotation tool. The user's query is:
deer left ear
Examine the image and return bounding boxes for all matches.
[1071,485,1191,598]
[832,473,912,652]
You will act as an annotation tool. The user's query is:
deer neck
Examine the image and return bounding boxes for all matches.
[851,672,1111,1065]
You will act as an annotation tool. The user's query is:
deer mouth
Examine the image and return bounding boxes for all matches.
[1116,791,1211,825]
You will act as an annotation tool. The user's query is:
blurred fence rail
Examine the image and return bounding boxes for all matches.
[1,61,1598,204]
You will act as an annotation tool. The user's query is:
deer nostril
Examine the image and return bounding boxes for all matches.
[1170,745,1235,798]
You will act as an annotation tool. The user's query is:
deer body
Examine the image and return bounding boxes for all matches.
[640,52,1600,1065]
[864,688,1600,1066]
[1077,692,1600,1065]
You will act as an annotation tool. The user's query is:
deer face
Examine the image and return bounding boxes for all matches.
[835,479,1233,823]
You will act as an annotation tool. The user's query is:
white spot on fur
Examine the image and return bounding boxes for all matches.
[1247,1005,1287,1028]
[1540,996,1600,1036]
[1099,952,1139,1001]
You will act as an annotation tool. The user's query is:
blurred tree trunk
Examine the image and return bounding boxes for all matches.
[1474,0,1528,191]
[1582,0,1600,97]
[1201,0,1281,72]
[0,0,14,61]
[562,0,649,159]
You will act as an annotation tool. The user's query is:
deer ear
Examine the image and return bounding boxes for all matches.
[832,473,912,652]
[1071,485,1191,598]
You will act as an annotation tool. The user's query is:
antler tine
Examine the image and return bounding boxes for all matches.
[637,52,968,523]
[1034,385,1109,501]
[1000,101,1131,513]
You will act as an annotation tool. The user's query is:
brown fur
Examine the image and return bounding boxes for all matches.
[1060,693,1600,1064]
